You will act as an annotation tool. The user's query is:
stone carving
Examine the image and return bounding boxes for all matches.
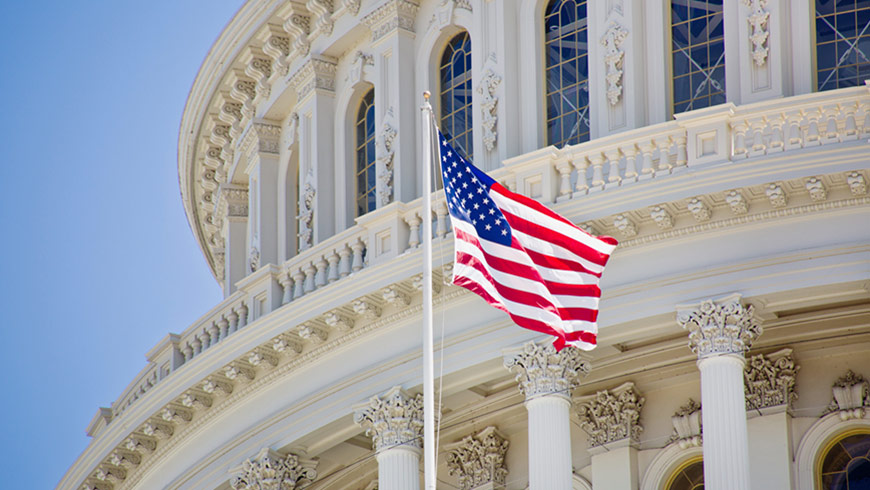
[217,185,249,222]
[824,370,870,420]
[225,364,255,381]
[650,205,674,229]
[687,197,711,222]
[307,0,334,36]
[202,378,233,397]
[668,399,702,448]
[600,22,629,105]
[262,29,290,76]
[230,76,257,120]
[124,434,157,454]
[249,247,260,273]
[289,56,337,101]
[477,67,501,151]
[272,335,303,354]
[382,285,410,306]
[348,51,373,86]
[765,183,787,208]
[613,214,637,238]
[343,0,361,15]
[95,465,126,484]
[446,426,509,490]
[676,293,762,358]
[847,171,867,195]
[377,122,397,206]
[297,323,328,343]
[362,0,419,42]
[283,11,311,57]
[248,349,278,367]
[352,298,381,319]
[575,382,645,447]
[180,391,213,410]
[742,0,770,66]
[744,348,799,411]
[287,112,300,149]
[503,341,590,399]
[354,386,424,451]
[161,405,192,424]
[298,171,316,251]
[323,310,354,331]
[142,420,173,440]
[725,189,749,215]
[109,450,141,469]
[230,448,318,490]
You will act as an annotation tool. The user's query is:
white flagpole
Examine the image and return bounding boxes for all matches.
[420,91,436,490]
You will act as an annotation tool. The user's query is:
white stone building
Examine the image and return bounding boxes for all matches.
[61,0,870,489]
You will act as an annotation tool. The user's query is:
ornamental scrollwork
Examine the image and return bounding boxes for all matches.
[230,448,318,490]
[744,348,799,411]
[297,171,316,251]
[667,399,702,448]
[353,386,424,452]
[742,0,770,66]
[377,122,397,207]
[503,341,590,399]
[676,293,761,358]
[446,426,509,490]
[477,67,501,151]
[824,370,870,421]
[600,22,629,106]
[575,381,644,447]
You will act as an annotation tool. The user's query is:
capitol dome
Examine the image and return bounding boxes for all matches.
[61,1,870,489]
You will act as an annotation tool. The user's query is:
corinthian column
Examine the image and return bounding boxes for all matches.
[676,293,762,490]
[504,342,590,490]
[354,386,424,490]
[230,447,317,489]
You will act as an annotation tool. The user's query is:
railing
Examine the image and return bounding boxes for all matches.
[105,86,869,425]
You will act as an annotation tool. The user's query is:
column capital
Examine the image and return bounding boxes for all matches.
[503,341,590,400]
[744,348,799,412]
[361,0,419,43]
[288,55,337,102]
[353,386,424,453]
[230,447,317,490]
[676,293,762,358]
[216,184,249,222]
[574,381,645,449]
[445,426,509,490]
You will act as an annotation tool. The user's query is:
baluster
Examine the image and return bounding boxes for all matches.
[656,137,673,172]
[861,106,870,135]
[292,268,305,299]
[731,121,748,158]
[748,121,766,156]
[182,343,193,362]
[404,213,421,249]
[623,145,638,180]
[555,160,572,199]
[605,149,622,184]
[572,155,590,193]
[303,262,317,293]
[327,251,340,283]
[314,257,328,288]
[589,152,605,188]
[805,109,821,146]
[768,116,784,151]
[351,239,365,272]
[191,336,202,355]
[675,135,688,166]
[822,107,840,143]
[279,270,292,305]
[784,111,804,150]
[338,244,352,277]
[236,302,249,329]
[199,330,211,351]
[227,309,239,335]
[214,317,227,344]
[435,201,448,238]
[843,105,858,140]
[639,142,655,175]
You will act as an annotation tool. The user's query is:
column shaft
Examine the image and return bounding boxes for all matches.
[526,395,573,490]
[377,446,420,490]
[698,354,751,490]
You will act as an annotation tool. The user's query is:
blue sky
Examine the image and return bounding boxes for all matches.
[0,1,243,487]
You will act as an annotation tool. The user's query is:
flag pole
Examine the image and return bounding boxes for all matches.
[420,90,436,490]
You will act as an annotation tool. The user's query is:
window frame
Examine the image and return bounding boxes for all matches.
[354,88,376,218]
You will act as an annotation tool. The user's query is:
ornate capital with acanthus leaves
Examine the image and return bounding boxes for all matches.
[574,381,645,448]
[744,348,799,411]
[230,447,317,490]
[353,386,424,453]
[503,341,590,400]
[676,293,762,359]
[445,426,509,490]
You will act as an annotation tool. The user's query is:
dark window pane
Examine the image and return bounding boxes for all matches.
[818,16,837,43]
[672,0,689,24]
[837,11,857,35]
[818,0,836,16]
[818,42,837,69]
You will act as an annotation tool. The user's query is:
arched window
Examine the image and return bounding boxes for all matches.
[665,457,704,490]
[440,31,473,161]
[544,0,590,148]
[818,431,870,488]
[815,0,870,91]
[671,0,725,115]
[355,88,376,217]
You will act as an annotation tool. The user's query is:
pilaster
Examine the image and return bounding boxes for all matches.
[229,447,318,489]
[353,386,424,490]
[289,55,337,248]
[504,341,589,490]
[240,121,282,271]
[363,0,420,205]
[216,184,249,295]
[575,382,644,490]
[734,0,793,103]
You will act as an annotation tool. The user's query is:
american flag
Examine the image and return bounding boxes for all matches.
[437,129,618,350]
